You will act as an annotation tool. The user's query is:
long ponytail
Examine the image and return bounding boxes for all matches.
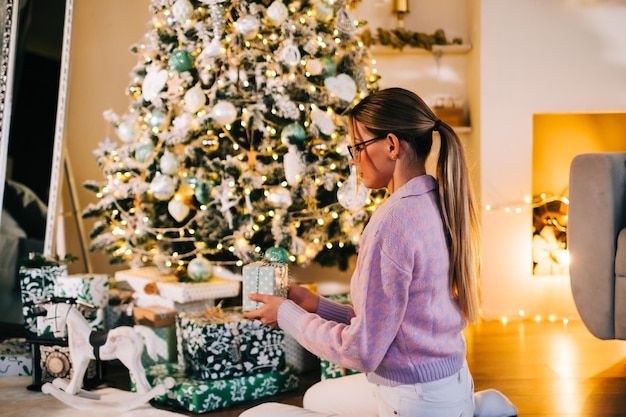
[436,122,480,323]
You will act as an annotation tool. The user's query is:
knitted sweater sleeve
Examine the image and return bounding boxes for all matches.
[277,209,411,373]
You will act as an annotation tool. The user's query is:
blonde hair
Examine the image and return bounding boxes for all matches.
[349,88,480,322]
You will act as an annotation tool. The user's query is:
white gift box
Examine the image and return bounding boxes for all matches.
[54,274,110,307]
[115,267,240,304]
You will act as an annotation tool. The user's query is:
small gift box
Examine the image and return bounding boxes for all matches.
[241,261,289,311]
[177,306,285,380]
[54,274,110,307]
[0,338,32,377]
[143,362,299,413]
[19,263,68,335]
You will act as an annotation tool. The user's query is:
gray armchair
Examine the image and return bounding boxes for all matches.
[569,152,626,339]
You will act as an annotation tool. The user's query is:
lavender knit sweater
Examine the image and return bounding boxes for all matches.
[278,175,467,386]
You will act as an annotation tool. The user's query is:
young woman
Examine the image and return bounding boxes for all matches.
[241,88,517,417]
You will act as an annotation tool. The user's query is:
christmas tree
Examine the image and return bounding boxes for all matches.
[83,0,382,278]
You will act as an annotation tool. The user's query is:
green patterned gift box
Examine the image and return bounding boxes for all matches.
[144,362,299,413]
[242,261,289,312]
[177,307,286,380]
[19,264,67,334]
[0,338,32,377]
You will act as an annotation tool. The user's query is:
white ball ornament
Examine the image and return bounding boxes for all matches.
[267,186,293,208]
[184,85,206,113]
[311,107,335,136]
[117,121,138,143]
[142,67,168,102]
[168,198,190,222]
[135,143,155,163]
[211,101,237,126]
[283,146,305,186]
[172,0,194,22]
[337,169,370,211]
[187,255,213,282]
[150,173,176,201]
[160,151,179,175]
[235,15,260,39]
[267,1,289,25]
[149,110,168,129]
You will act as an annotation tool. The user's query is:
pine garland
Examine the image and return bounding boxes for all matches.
[360,27,463,51]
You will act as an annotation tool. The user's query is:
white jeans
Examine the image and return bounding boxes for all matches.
[239,361,474,417]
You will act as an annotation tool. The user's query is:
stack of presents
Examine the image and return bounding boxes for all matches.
[0,255,357,413]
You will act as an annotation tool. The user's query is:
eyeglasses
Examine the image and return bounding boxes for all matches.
[347,136,387,159]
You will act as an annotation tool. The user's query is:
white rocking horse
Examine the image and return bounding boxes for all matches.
[37,299,174,412]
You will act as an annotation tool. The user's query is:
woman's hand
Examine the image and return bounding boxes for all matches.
[287,284,320,313]
[243,294,285,328]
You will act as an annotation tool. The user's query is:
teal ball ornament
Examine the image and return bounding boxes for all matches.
[264,246,289,264]
[319,57,336,78]
[187,255,213,282]
[281,123,306,144]
[194,181,213,205]
[169,49,194,72]
[135,143,154,163]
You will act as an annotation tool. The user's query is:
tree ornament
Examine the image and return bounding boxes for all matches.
[117,121,138,143]
[160,151,179,175]
[200,134,220,153]
[306,59,323,76]
[266,186,293,208]
[169,49,194,72]
[311,107,335,135]
[184,85,206,113]
[335,7,356,33]
[172,0,194,22]
[211,100,237,126]
[283,146,305,186]
[267,1,289,25]
[195,175,219,205]
[149,109,168,129]
[310,138,329,156]
[337,169,370,210]
[135,143,155,163]
[325,73,357,102]
[319,56,336,78]
[235,15,260,39]
[201,39,221,58]
[281,123,306,144]
[150,173,176,201]
[142,66,168,102]
[278,41,301,66]
[264,246,290,264]
[187,255,213,282]
[168,198,190,222]
[314,0,333,22]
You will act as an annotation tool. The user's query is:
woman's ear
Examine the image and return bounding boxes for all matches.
[387,134,400,160]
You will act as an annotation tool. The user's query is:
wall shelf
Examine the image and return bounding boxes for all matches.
[369,44,472,56]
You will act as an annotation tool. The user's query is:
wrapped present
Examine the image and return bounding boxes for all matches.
[177,307,285,380]
[318,292,359,380]
[54,274,110,307]
[283,333,319,374]
[134,305,177,327]
[19,264,68,334]
[141,325,177,368]
[144,362,299,413]
[320,358,360,380]
[133,293,216,313]
[133,305,178,367]
[115,267,240,304]
[0,338,32,377]
[242,261,289,311]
